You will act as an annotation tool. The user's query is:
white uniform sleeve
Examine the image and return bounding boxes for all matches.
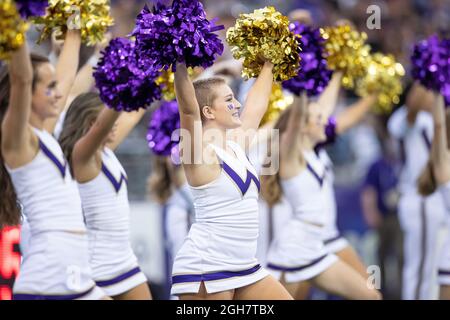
[388,106,409,139]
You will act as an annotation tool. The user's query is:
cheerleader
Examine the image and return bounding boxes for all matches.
[417,94,450,299]
[148,156,193,298]
[0,36,107,299]
[59,92,151,300]
[388,83,447,300]
[171,61,292,299]
[263,94,381,300]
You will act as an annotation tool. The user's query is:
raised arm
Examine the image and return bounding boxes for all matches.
[1,42,36,167]
[72,108,120,180]
[106,108,146,151]
[317,71,343,119]
[281,93,307,159]
[335,94,376,134]
[430,95,450,185]
[239,61,274,133]
[44,30,81,133]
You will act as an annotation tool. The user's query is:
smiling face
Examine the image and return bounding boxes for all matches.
[207,83,242,129]
[31,62,62,120]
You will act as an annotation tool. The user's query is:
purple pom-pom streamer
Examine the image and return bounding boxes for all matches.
[411,35,450,106]
[93,37,162,112]
[282,22,332,97]
[15,0,48,19]
[147,100,180,157]
[132,0,224,70]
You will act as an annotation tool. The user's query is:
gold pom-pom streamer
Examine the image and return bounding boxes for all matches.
[356,53,405,114]
[32,0,114,46]
[320,24,370,89]
[0,0,28,60]
[226,6,301,82]
[260,83,293,126]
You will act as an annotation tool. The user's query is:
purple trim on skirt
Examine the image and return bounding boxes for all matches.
[172,264,262,284]
[267,255,328,272]
[95,266,142,287]
[13,286,95,300]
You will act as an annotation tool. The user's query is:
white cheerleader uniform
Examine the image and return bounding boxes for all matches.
[318,149,349,253]
[171,141,268,295]
[77,147,147,297]
[6,128,105,300]
[163,183,194,272]
[440,181,450,213]
[267,150,338,283]
[388,106,447,299]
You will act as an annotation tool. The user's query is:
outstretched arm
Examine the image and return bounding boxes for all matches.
[317,71,342,119]
[106,109,146,151]
[281,93,307,159]
[239,61,274,133]
[72,107,120,180]
[44,30,81,133]
[336,94,376,134]
[430,95,450,185]
[1,42,36,167]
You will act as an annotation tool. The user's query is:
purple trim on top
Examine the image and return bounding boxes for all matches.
[101,163,128,193]
[306,163,325,187]
[324,234,342,245]
[267,255,327,272]
[399,138,406,165]
[219,158,260,195]
[172,264,261,284]
[421,129,431,151]
[13,286,94,300]
[96,266,142,287]
[438,270,450,276]
[315,116,337,152]
[38,139,67,178]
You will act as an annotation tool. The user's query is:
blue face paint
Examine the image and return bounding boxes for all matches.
[45,89,52,97]
[227,104,234,111]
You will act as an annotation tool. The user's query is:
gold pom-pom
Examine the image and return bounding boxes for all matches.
[155,69,176,101]
[356,53,405,114]
[0,0,28,60]
[226,6,301,82]
[320,24,370,89]
[260,83,293,126]
[33,0,114,46]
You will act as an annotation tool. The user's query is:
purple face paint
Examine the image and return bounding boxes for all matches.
[227,104,234,111]
[45,89,52,97]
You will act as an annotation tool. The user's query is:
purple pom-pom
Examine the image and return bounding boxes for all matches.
[147,100,180,157]
[282,22,332,97]
[132,0,224,70]
[15,0,48,19]
[93,38,162,112]
[411,35,450,106]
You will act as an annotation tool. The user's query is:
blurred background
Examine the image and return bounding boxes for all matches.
[1,0,449,300]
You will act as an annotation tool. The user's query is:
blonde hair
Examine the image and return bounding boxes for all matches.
[148,156,173,204]
[260,103,309,207]
[192,77,226,122]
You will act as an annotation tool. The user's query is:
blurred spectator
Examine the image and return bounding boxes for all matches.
[361,116,402,299]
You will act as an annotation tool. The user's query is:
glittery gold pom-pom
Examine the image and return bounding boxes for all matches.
[33,0,114,46]
[0,0,28,60]
[260,83,294,126]
[320,24,370,89]
[226,6,301,82]
[356,53,405,114]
